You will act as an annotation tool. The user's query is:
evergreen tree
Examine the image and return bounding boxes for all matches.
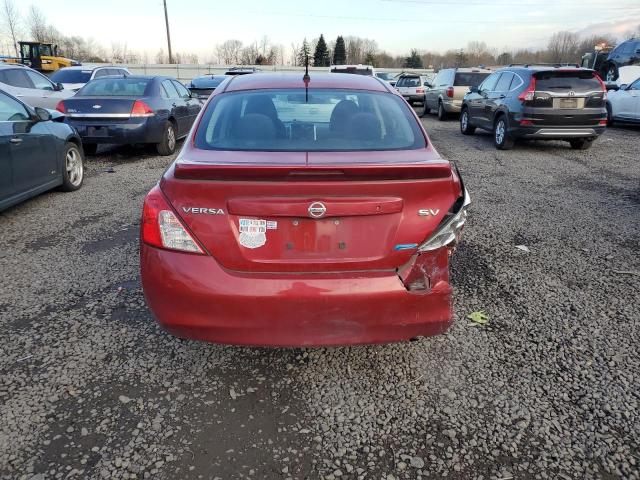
[313,34,330,67]
[364,52,376,66]
[333,36,347,65]
[298,38,311,67]
[455,49,468,67]
[403,49,423,69]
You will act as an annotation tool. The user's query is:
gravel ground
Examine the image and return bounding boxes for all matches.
[1,116,638,480]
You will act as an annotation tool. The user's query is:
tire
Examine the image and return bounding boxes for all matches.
[569,139,594,150]
[422,107,430,116]
[460,108,476,135]
[494,116,514,150]
[156,121,177,156]
[606,103,614,126]
[83,143,98,156]
[60,143,84,192]
[437,101,448,121]
[605,64,618,83]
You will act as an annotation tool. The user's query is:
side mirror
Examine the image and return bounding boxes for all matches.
[469,86,479,93]
[34,106,52,122]
[54,82,64,91]
[606,84,620,91]
[620,84,628,90]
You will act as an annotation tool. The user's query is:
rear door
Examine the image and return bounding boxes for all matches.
[172,80,201,132]
[161,79,188,136]
[485,72,513,121]
[472,72,500,127]
[621,78,640,119]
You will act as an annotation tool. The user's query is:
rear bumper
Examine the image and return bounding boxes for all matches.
[403,94,426,103]
[509,125,606,139]
[140,244,453,347]
[442,99,462,113]
[67,118,164,145]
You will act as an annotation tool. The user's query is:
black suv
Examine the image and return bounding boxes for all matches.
[459,65,607,150]
[602,38,640,82]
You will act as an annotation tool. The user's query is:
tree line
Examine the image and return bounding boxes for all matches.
[1,0,638,68]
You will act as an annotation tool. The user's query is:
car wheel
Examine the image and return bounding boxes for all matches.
[437,101,448,121]
[83,144,98,156]
[494,116,514,150]
[605,64,618,82]
[156,121,177,156]
[421,106,430,116]
[60,143,84,192]
[460,108,475,135]
[569,139,594,150]
[606,103,614,126]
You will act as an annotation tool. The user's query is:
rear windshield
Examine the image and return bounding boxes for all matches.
[396,76,421,87]
[190,76,225,88]
[330,67,374,76]
[194,89,425,152]
[454,72,490,87]
[376,72,395,81]
[50,69,92,83]
[78,78,150,96]
[534,71,600,91]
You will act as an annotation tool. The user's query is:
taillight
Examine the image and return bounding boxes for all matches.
[56,101,66,113]
[446,86,454,98]
[594,72,607,100]
[518,76,536,102]
[141,186,204,254]
[519,119,533,126]
[416,88,425,94]
[131,100,154,117]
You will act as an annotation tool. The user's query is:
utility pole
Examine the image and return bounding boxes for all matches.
[163,0,173,64]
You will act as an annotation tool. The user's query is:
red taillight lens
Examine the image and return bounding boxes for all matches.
[599,119,608,125]
[446,86,454,98]
[416,88,425,94]
[519,119,533,126]
[56,101,66,113]
[518,76,536,103]
[131,100,154,117]
[594,72,607,100]
[141,186,203,254]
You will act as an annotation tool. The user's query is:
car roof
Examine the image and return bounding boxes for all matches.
[59,65,128,71]
[223,73,389,93]
[0,63,30,70]
[502,65,594,73]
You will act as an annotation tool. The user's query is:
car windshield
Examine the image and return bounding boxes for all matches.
[190,76,225,88]
[79,78,150,96]
[454,72,490,87]
[50,69,92,83]
[194,88,425,152]
[534,71,601,91]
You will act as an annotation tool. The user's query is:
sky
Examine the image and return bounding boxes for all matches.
[11,0,640,59]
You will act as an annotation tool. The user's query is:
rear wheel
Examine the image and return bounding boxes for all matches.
[156,121,177,156]
[60,143,84,192]
[605,64,618,82]
[421,106,430,116]
[606,103,614,126]
[437,101,448,121]
[494,116,514,150]
[460,108,475,135]
[569,139,594,150]
[83,144,98,156]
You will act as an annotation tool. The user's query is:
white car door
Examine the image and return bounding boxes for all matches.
[23,70,73,109]
[611,78,640,120]
[626,78,640,120]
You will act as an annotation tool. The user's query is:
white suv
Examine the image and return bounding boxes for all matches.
[395,74,430,105]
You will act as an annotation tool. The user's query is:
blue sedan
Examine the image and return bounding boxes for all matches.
[1,89,84,211]
[57,76,202,156]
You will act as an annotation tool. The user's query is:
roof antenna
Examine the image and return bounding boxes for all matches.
[303,54,310,103]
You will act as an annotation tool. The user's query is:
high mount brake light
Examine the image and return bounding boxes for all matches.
[518,76,536,102]
[131,100,154,117]
[141,186,204,254]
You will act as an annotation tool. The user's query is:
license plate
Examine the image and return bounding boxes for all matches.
[87,126,108,137]
[555,98,578,109]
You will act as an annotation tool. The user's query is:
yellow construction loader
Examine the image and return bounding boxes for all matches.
[0,41,80,73]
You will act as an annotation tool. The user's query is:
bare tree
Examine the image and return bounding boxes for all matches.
[216,39,243,65]
[2,0,21,57]
[290,42,301,66]
[547,31,579,63]
[26,5,48,43]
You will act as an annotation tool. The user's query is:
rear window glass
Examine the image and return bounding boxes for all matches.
[397,76,421,87]
[79,78,150,96]
[194,89,425,152]
[190,76,225,88]
[454,72,490,87]
[50,69,91,83]
[534,71,600,91]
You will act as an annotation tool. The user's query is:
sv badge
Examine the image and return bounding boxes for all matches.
[418,209,440,217]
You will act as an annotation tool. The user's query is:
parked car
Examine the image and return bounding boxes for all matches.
[0,63,74,109]
[330,64,375,76]
[375,71,399,86]
[0,89,84,211]
[139,73,470,347]
[49,65,130,92]
[606,76,640,124]
[185,74,227,100]
[602,38,640,82]
[460,65,608,150]
[56,75,202,156]
[395,73,430,105]
[424,67,492,120]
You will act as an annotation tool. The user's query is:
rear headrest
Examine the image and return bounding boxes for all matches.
[348,112,382,141]
[235,113,276,141]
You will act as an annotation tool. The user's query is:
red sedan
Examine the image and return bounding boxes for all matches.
[140,73,470,346]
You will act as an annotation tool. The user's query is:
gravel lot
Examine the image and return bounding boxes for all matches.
[1,115,638,480]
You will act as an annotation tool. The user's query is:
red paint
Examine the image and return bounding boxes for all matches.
[140,74,465,346]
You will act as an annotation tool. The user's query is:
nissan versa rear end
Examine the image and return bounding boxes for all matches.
[140,73,469,346]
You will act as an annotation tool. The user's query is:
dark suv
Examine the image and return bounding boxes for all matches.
[602,38,640,82]
[460,65,607,150]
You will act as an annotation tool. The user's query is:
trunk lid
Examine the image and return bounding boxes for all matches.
[161,150,459,273]
[62,96,139,119]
